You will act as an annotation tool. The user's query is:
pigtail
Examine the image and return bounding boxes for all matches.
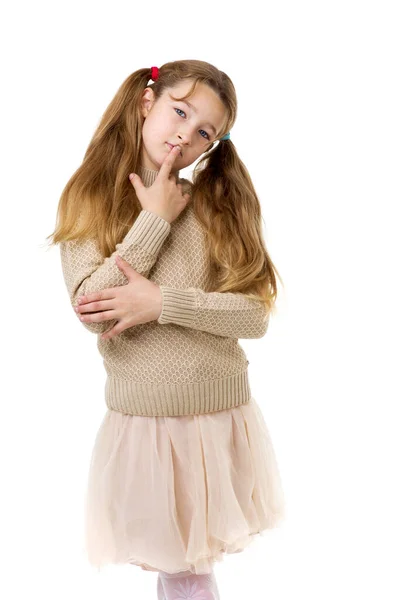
[191,138,282,316]
[48,68,156,256]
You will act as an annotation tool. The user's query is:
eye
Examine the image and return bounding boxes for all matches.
[174,108,210,140]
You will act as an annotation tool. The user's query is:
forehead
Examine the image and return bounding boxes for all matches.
[163,80,227,134]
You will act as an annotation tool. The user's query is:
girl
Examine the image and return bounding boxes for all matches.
[49,59,285,600]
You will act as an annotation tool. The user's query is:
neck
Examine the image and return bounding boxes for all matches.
[138,165,180,188]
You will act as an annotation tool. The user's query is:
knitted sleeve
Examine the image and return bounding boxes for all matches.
[157,286,270,339]
[60,210,171,334]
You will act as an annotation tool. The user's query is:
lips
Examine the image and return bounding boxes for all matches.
[166,142,182,157]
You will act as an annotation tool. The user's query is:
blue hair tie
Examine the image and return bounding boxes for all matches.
[220,132,231,141]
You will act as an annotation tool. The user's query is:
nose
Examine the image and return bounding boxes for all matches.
[177,130,191,146]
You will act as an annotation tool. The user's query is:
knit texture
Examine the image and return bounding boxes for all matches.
[60,166,270,416]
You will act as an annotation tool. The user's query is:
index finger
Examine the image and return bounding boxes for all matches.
[158,145,181,180]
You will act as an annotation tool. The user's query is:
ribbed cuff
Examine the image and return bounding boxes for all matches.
[157,286,197,326]
[123,210,171,255]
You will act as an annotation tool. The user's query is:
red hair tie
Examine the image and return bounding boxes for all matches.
[150,66,159,81]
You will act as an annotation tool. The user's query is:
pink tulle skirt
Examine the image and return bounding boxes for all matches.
[84,397,285,575]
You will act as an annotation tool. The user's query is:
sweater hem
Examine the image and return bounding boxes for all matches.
[104,368,251,416]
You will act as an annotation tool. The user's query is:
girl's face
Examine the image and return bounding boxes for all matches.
[139,79,227,173]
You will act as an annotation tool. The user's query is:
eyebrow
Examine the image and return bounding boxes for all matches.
[173,97,218,137]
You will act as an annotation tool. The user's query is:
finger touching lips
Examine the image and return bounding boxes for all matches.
[166,142,182,156]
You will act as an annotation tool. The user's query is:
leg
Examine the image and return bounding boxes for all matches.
[157,572,166,600]
[158,567,220,600]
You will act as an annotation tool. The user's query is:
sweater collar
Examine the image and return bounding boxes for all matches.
[138,165,180,188]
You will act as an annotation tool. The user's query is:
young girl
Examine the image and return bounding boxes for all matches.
[49,59,285,600]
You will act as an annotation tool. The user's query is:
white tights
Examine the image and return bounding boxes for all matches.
[157,567,221,600]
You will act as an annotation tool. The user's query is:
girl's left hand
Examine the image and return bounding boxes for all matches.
[74,255,163,340]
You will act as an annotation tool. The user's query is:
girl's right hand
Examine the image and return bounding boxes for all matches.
[129,145,191,224]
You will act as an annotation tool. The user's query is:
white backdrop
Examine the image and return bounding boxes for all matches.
[1,1,399,599]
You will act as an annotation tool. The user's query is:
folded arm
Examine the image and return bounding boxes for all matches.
[60,210,171,334]
[157,286,270,339]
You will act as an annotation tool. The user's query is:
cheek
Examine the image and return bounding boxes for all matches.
[142,113,169,143]
[142,120,159,146]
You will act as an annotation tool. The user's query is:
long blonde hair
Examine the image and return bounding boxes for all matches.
[47,59,283,316]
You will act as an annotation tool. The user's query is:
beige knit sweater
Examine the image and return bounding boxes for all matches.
[60,165,269,416]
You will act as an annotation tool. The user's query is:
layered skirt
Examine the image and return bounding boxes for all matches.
[84,397,285,575]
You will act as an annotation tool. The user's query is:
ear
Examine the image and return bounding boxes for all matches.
[141,87,155,118]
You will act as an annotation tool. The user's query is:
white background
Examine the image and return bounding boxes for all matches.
[1,1,399,598]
